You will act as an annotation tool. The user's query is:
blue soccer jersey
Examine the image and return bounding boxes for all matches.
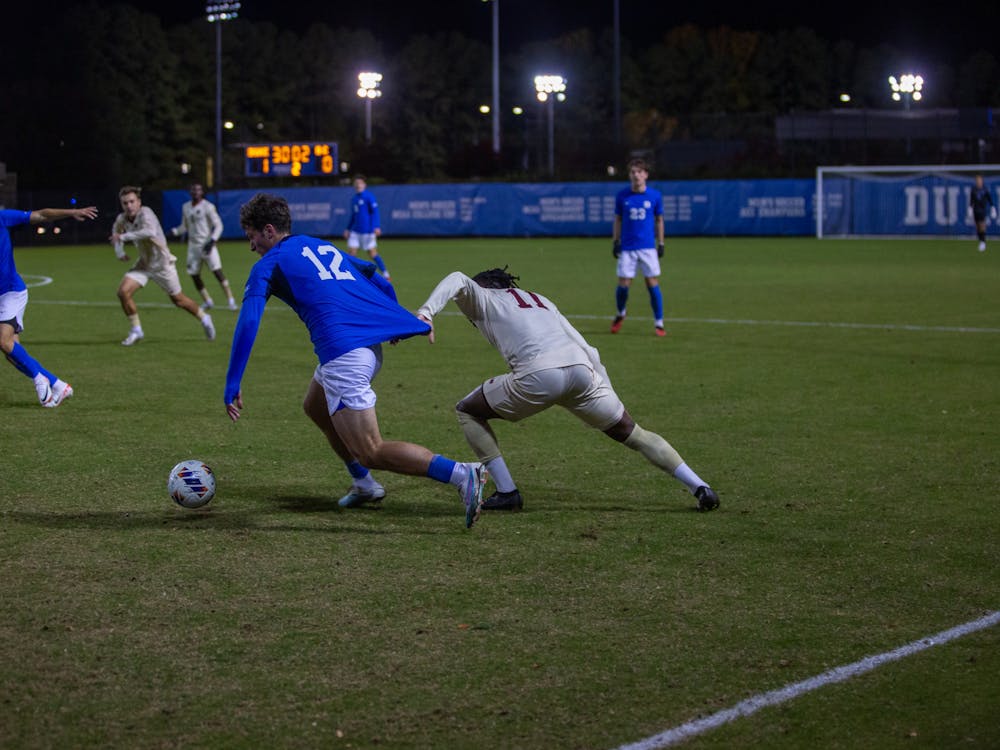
[615,187,663,251]
[0,209,31,294]
[225,235,429,404]
[346,190,381,234]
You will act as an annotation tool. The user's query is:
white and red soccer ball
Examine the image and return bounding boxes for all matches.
[168,460,216,509]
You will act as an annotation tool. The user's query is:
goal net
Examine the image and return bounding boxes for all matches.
[816,164,1000,239]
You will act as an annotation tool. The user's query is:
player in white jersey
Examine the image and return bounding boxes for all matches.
[110,186,216,346]
[415,267,719,513]
[170,183,237,310]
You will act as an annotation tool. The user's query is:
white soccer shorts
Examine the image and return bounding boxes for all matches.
[616,248,661,279]
[314,345,384,413]
[0,289,29,333]
[346,231,377,252]
[186,244,223,275]
[482,364,624,431]
[124,264,183,296]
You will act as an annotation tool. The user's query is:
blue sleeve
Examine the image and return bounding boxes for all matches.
[345,253,398,302]
[224,294,266,404]
[370,195,381,229]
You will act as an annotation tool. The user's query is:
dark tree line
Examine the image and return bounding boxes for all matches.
[2,1,998,189]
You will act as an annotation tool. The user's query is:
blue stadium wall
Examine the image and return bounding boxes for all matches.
[163,176,999,239]
[164,180,816,239]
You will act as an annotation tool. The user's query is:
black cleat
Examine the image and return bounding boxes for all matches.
[695,486,720,512]
[482,489,523,511]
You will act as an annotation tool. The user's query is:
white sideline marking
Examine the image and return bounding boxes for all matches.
[612,610,1000,750]
[454,309,1000,335]
[28,300,1000,334]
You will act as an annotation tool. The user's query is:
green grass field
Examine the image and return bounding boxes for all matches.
[1,236,998,749]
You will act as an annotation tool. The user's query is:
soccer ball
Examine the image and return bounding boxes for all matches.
[167,459,216,509]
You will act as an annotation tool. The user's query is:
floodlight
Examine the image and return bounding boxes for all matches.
[534,74,567,176]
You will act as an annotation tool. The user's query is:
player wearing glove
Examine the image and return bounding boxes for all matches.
[610,158,666,337]
[969,173,996,252]
[171,183,237,310]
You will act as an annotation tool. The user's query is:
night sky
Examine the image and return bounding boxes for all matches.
[33,1,999,63]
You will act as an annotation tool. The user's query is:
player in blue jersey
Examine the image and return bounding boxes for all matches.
[968,174,996,252]
[343,175,390,280]
[610,158,666,336]
[224,193,488,527]
[1,204,97,407]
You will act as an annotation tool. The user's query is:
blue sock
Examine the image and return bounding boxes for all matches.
[427,454,457,484]
[648,286,664,321]
[8,342,44,380]
[372,254,387,273]
[615,285,629,315]
[345,460,369,480]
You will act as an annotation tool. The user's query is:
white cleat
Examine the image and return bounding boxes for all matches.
[200,299,215,311]
[227,300,239,311]
[461,462,489,529]
[46,379,74,408]
[978,241,986,252]
[121,328,144,346]
[34,374,53,406]
[202,313,216,341]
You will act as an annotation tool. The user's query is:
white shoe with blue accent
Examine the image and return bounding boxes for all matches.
[461,463,489,529]
[338,484,387,508]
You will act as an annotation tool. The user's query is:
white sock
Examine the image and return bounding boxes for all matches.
[673,462,708,494]
[448,462,472,488]
[485,457,516,493]
[355,472,380,492]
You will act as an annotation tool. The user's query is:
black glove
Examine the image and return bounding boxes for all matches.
[202,239,215,255]
[612,240,621,259]
[657,242,664,258]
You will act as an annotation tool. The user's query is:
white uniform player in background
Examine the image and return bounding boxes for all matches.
[171,183,237,311]
[110,185,216,346]
[415,267,719,513]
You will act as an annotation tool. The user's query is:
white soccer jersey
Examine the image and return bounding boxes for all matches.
[416,272,609,380]
[112,206,176,271]
[173,199,222,250]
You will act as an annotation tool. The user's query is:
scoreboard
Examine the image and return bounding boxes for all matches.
[244,142,338,178]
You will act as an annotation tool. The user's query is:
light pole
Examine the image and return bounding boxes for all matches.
[357,71,383,144]
[482,0,500,155]
[613,0,621,145]
[534,75,566,177]
[206,2,240,190]
[889,73,923,156]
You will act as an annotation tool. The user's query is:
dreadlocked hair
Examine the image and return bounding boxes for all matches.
[472,266,520,289]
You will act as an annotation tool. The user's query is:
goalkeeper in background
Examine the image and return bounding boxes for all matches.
[171,183,237,310]
[969,174,996,252]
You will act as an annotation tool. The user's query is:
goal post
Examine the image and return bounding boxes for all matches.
[815,164,1000,239]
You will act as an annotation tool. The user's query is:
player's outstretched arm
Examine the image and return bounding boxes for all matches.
[224,296,265,421]
[30,206,98,223]
[417,313,435,344]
